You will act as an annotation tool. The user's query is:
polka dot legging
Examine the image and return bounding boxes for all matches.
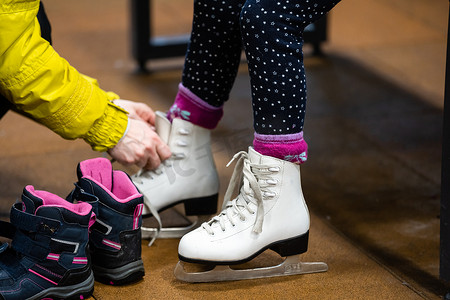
[182,0,340,135]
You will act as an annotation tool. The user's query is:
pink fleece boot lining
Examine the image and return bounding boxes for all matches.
[79,157,113,191]
[26,185,92,216]
[167,83,223,129]
[253,132,308,164]
[79,157,142,203]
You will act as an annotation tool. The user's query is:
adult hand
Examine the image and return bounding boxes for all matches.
[113,99,156,125]
[107,118,171,170]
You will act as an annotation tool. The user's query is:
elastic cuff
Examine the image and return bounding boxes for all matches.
[167,83,223,129]
[253,132,308,164]
[83,102,129,152]
[117,117,130,144]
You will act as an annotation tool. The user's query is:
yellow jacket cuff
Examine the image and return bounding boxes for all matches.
[83,101,129,152]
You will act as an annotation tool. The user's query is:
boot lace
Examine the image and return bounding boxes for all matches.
[201,151,279,235]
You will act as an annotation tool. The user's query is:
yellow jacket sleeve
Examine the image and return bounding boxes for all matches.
[0,0,128,152]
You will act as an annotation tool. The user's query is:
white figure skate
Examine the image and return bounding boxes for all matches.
[132,112,219,245]
[174,147,327,282]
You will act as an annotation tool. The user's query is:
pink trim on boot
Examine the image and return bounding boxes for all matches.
[167,83,223,129]
[253,132,308,164]
[133,203,144,230]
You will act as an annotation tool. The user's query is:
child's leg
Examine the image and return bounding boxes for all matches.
[169,0,246,129]
[175,1,342,281]
[134,1,249,242]
[240,0,340,163]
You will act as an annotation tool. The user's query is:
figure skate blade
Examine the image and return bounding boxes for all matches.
[174,255,328,283]
[141,215,209,239]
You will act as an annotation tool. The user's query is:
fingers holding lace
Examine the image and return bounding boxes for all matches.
[107,119,171,169]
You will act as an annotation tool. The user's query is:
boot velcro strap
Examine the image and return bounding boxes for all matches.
[0,220,15,239]
[67,183,98,203]
[0,248,28,280]
[11,231,79,261]
[12,229,51,260]
[67,183,99,215]
[9,204,62,261]
[10,203,61,234]
[91,219,111,235]
[50,238,78,253]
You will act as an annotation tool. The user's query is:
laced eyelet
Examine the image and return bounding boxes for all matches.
[264,191,276,198]
[172,153,186,159]
[266,179,278,185]
[178,128,190,135]
[176,140,188,147]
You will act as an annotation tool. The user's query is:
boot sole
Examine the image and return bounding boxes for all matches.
[92,259,145,285]
[179,231,309,265]
[27,270,94,300]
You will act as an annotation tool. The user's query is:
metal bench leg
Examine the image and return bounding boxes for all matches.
[441,0,450,290]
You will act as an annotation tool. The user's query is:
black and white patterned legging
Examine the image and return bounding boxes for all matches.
[182,0,340,135]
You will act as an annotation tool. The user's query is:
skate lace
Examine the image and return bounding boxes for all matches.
[132,127,190,183]
[132,152,185,183]
[202,151,279,235]
[131,128,190,246]
[131,153,185,246]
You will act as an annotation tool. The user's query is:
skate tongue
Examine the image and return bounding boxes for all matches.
[155,111,171,144]
[77,157,113,191]
[248,146,263,164]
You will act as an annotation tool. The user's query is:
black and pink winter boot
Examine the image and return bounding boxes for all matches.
[0,185,95,300]
[67,157,145,285]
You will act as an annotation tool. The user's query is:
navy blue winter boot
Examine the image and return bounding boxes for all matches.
[0,185,95,300]
[67,157,145,285]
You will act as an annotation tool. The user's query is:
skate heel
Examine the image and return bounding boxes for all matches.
[184,193,218,216]
[269,231,309,257]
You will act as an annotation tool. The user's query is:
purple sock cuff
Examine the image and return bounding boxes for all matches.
[253,132,308,164]
[167,83,223,129]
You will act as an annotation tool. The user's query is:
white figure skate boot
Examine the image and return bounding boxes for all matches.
[132,112,219,244]
[174,147,327,282]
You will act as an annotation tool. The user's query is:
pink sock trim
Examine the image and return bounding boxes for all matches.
[167,83,223,129]
[253,132,308,164]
